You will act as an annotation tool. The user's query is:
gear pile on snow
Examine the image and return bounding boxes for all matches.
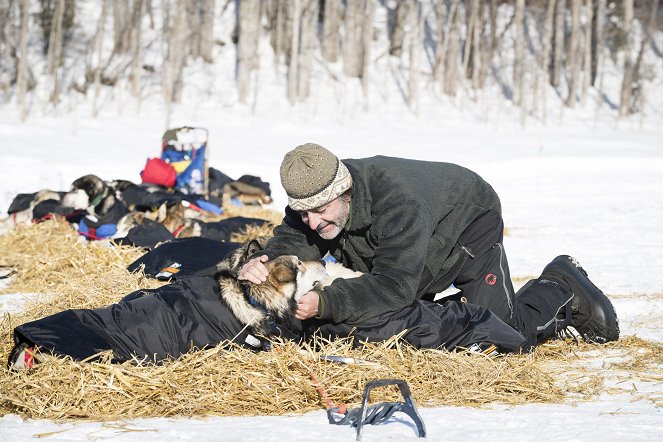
[1,126,273,248]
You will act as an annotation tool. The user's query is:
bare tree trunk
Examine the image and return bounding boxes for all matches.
[619,0,633,117]
[470,1,482,90]
[47,0,65,104]
[237,0,261,103]
[551,0,566,87]
[287,0,300,104]
[92,0,108,118]
[17,0,29,121]
[629,0,660,114]
[566,0,580,107]
[432,0,446,83]
[593,0,605,97]
[513,0,525,107]
[361,0,375,108]
[407,0,421,112]
[267,0,288,67]
[164,0,188,109]
[130,0,144,104]
[199,0,215,62]
[478,0,497,88]
[541,0,556,123]
[189,2,202,58]
[298,0,318,100]
[343,0,363,77]
[46,0,64,75]
[580,0,592,106]
[113,0,130,53]
[443,0,461,96]
[463,0,479,79]
[146,0,155,29]
[321,0,341,62]
[389,0,409,57]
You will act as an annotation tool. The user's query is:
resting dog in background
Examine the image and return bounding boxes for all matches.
[0,189,61,229]
[216,238,361,337]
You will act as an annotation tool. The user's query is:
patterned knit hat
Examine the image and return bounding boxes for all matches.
[280,143,352,211]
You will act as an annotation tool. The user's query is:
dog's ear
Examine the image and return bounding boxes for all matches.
[156,203,167,222]
[245,238,265,257]
[268,263,296,284]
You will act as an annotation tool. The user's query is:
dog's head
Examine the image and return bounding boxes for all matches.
[61,188,89,209]
[71,174,109,206]
[216,238,327,335]
[160,201,205,235]
[257,255,327,303]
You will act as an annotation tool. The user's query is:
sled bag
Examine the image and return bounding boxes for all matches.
[127,237,241,280]
[141,158,177,188]
[13,277,258,363]
[198,217,268,242]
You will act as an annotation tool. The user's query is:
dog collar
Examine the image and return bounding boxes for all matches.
[240,283,300,342]
[242,283,269,316]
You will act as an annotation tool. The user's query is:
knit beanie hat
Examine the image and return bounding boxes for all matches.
[280,143,352,211]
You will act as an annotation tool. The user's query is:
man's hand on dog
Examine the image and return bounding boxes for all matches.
[295,291,319,320]
[238,255,269,284]
[239,255,320,320]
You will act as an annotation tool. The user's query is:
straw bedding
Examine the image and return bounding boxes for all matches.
[1,218,661,420]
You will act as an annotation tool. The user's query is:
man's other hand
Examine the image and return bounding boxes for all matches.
[238,255,269,284]
[295,291,319,320]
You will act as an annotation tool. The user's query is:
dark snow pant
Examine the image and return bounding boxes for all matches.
[306,298,527,353]
[453,211,573,349]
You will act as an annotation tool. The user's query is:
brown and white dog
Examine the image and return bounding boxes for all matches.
[215,238,361,337]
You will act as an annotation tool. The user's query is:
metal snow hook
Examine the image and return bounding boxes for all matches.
[326,379,427,441]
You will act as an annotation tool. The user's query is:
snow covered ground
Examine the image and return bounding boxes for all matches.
[1,107,661,441]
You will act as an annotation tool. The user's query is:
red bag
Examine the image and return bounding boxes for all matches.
[141,158,177,187]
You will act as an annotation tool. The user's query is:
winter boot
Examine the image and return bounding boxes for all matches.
[540,255,619,343]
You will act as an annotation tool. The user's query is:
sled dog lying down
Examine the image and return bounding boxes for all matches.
[215,238,361,337]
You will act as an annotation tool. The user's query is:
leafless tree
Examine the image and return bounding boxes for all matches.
[163,0,188,125]
[628,0,660,115]
[46,0,65,104]
[478,0,498,88]
[320,0,341,62]
[16,0,29,120]
[551,0,566,87]
[237,0,261,103]
[389,0,410,57]
[619,0,633,117]
[565,0,581,107]
[92,0,108,118]
[361,0,375,106]
[287,0,300,104]
[463,0,479,82]
[297,0,319,100]
[541,0,556,123]
[129,0,144,106]
[513,0,525,107]
[580,0,592,105]
[408,1,422,112]
[442,0,461,96]
[113,0,131,54]
[343,0,363,77]
[266,0,288,67]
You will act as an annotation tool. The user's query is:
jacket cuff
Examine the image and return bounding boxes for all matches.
[315,288,332,321]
